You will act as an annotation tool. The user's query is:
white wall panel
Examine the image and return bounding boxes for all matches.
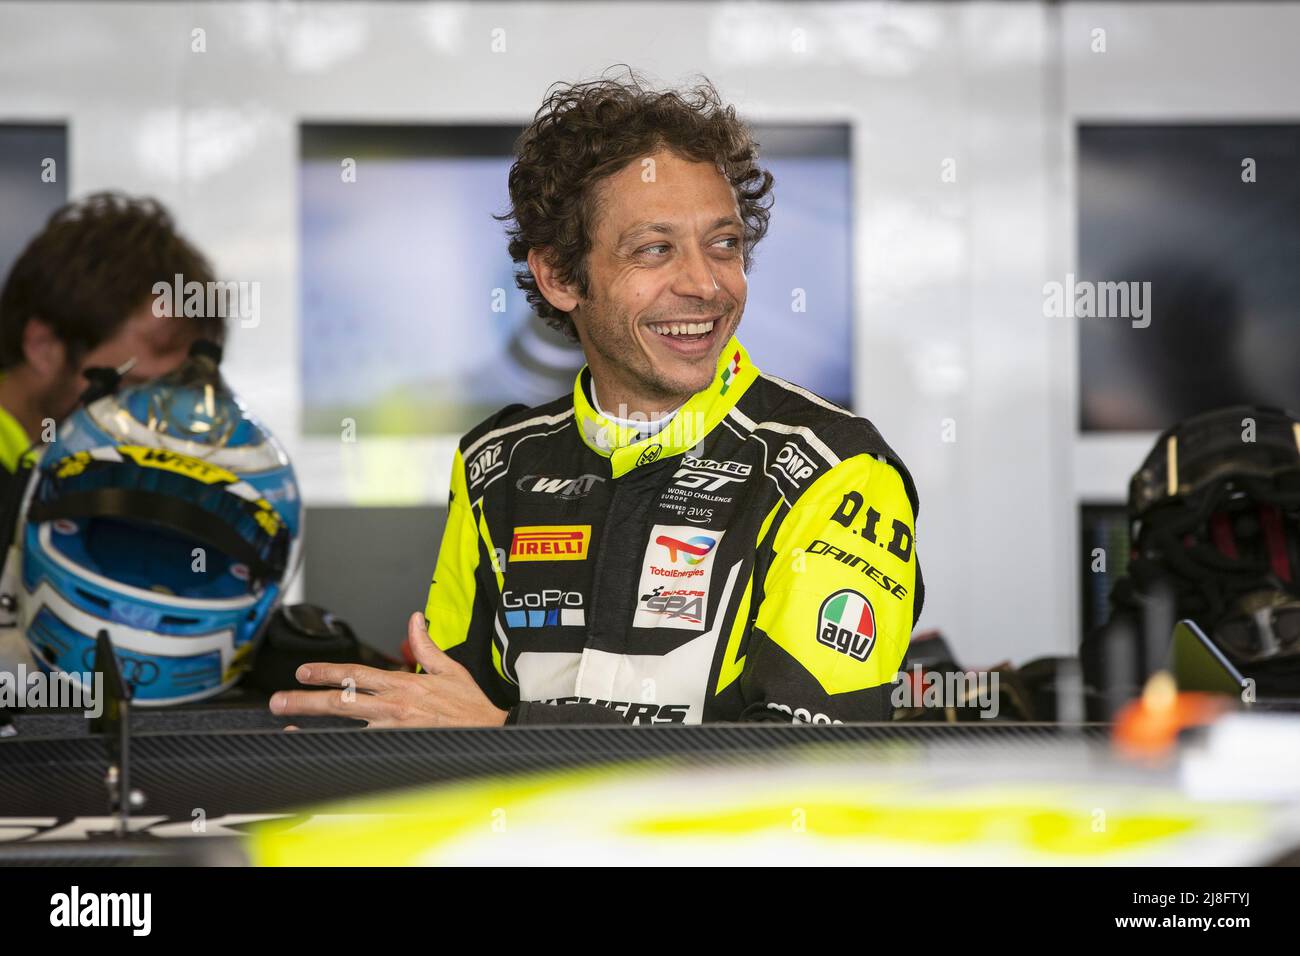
[0,2,1290,662]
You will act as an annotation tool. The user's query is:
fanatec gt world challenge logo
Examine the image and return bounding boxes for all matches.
[659,456,750,524]
[671,456,751,494]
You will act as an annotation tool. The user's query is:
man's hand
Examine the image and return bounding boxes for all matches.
[268,612,509,729]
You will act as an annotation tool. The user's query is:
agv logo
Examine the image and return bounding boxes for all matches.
[817,589,876,662]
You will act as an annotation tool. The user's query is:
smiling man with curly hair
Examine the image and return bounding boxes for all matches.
[274,67,924,727]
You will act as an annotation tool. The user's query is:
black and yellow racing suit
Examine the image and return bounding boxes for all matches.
[424,336,924,725]
[0,400,35,648]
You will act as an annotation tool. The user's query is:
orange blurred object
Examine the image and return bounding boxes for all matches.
[1113,671,1234,759]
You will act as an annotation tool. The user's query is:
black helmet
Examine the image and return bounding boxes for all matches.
[1127,405,1300,668]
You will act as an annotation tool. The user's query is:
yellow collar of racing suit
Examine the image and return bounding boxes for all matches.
[0,393,34,475]
[573,335,759,479]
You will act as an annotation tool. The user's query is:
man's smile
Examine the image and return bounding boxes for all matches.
[640,312,731,361]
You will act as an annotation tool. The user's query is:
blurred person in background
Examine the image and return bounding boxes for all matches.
[0,191,225,474]
[0,192,226,666]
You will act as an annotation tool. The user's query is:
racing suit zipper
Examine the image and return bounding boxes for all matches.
[574,464,623,699]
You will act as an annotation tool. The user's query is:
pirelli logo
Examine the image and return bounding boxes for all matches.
[509,525,591,562]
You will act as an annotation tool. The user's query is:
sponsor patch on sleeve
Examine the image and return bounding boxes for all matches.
[816,589,876,662]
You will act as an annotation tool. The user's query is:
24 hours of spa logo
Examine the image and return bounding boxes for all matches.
[817,589,876,662]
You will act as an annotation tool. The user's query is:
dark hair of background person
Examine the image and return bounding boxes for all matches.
[495,65,776,341]
[0,191,225,370]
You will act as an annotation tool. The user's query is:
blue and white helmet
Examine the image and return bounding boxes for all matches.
[19,341,302,705]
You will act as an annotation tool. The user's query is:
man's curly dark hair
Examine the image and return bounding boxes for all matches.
[496,66,775,340]
[0,191,224,369]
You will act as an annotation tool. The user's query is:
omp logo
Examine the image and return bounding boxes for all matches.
[817,589,876,662]
[672,456,751,493]
[636,443,663,466]
[773,442,816,487]
[509,525,590,562]
[502,589,585,628]
[50,885,151,936]
[638,585,706,625]
[467,441,504,483]
[515,474,604,499]
[656,532,718,565]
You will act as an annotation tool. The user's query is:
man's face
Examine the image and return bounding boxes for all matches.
[573,148,747,411]
[51,300,198,418]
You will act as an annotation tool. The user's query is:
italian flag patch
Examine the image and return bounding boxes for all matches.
[719,350,742,394]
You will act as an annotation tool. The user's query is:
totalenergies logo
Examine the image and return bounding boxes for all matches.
[656,533,718,566]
